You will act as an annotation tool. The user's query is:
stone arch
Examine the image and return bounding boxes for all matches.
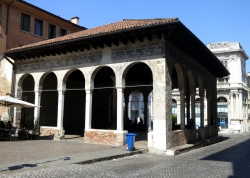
[122,61,154,88]
[39,71,57,91]
[17,73,35,98]
[171,63,185,91]
[90,65,116,89]
[39,72,58,127]
[62,68,85,91]
[90,65,116,129]
[17,74,35,129]
[217,96,228,102]
[63,69,86,135]
[122,61,153,132]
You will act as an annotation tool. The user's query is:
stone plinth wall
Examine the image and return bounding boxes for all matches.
[84,129,127,146]
[199,127,216,139]
[184,129,197,143]
[210,126,218,137]
[40,127,58,138]
[169,130,187,148]
[204,127,210,138]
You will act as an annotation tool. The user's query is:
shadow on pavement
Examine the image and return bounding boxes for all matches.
[201,136,250,177]
[0,157,71,172]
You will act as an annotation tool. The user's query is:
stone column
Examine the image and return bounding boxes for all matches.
[180,90,185,129]
[200,95,204,127]
[186,93,190,125]
[236,92,239,119]
[231,93,234,119]
[191,94,196,128]
[85,89,93,130]
[207,97,211,126]
[143,92,149,127]
[117,88,124,131]
[34,90,42,124]
[110,76,117,129]
[57,90,65,130]
[238,92,243,126]
[176,97,181,124]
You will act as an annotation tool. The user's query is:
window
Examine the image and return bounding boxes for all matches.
[48,24,56,39]
[21,13,30,32]
[60,28,67,36]
[34,19,43,36]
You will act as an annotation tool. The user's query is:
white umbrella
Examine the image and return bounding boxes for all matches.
[0,95,40,108]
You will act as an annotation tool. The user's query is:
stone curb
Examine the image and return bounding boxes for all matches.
[165,136,224,156]
[76,148,149,165]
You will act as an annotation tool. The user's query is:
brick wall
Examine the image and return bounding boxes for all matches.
[84,130,126,146]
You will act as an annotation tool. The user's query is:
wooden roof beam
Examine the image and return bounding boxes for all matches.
[104,40,111,47]
[127,36,135,44]
[145,33,152,41]
[111,38,119,46]
[119,37,127,45]
[97,42,104,49]
[135,34,143,42]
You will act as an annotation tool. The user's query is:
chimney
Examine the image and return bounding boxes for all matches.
[70,16,79,25]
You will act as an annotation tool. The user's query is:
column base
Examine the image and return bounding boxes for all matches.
[40,127,65,140]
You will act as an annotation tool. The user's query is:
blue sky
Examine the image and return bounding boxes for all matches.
[25,0,250,72]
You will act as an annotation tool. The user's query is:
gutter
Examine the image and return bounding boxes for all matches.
[5,0,15,51]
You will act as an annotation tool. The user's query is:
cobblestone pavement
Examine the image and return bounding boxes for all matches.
[1,133,250,178]
[0,140,112,165]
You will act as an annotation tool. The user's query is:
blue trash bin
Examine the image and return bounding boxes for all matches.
[126,133,137,151]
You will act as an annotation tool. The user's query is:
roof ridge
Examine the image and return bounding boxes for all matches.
[123,18,179,21]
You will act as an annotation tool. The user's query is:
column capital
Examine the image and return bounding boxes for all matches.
[85,89,93,94]
[34,90,42,96]
[58,90,66,95]
[116,87,124,92]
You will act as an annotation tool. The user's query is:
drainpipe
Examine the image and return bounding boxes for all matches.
[5,0,15,51]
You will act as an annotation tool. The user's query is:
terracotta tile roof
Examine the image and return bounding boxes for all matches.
[8,18,179,52]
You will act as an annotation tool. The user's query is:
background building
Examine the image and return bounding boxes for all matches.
[0,0,85,121]
[207,42,249,132]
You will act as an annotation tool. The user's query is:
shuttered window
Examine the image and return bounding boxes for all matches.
[60,28,67,36]
[21,13,30,32]
[48,24,56,39]
[35,19,43,36]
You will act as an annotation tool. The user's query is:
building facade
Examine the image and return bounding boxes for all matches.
[207,42,249,133]
[0,0,85,120]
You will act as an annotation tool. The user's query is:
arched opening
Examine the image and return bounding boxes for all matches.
[40,73,58,127]
[64,70,85,136]
[171,64,184,129]
[124,62,152,135]
[126,90,145,131]
[217,96,228,129]
[21,74,35,129]
[92,66,115,129]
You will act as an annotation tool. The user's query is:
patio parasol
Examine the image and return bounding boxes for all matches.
[0,95,40,108]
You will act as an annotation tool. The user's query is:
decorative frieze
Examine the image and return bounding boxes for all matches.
[111,45,165,60]
[16,53,102,73]
[207,41,230,49]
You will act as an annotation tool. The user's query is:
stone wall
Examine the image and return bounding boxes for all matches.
[0,59,12,120]
[84,129,127,146]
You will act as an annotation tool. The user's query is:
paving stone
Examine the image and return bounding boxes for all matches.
[1,133,250,177]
